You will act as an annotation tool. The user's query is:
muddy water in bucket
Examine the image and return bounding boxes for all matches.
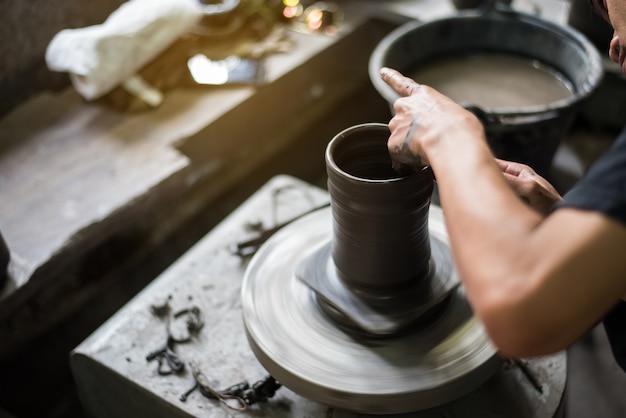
[369,6,603,176]
[410,53,575,108]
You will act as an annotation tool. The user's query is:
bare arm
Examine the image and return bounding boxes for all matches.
[380,67,626,357]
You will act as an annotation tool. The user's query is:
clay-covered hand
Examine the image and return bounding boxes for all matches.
[379,67,485,167]
[496,159,562,215]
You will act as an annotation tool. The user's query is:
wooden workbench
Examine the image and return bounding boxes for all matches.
[0,8,399,357]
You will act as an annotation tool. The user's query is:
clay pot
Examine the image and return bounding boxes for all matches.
[325,123,434,295]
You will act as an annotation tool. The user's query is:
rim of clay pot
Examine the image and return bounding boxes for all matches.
[326,123,431,184]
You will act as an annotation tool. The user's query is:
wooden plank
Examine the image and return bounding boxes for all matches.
[0,12,397,355]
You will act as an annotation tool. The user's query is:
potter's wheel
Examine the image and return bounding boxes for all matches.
[241,205,501,415]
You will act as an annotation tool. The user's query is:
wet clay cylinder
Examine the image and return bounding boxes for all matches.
[326,123,434,296]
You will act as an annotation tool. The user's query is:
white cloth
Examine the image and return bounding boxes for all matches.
[45,0,203,100]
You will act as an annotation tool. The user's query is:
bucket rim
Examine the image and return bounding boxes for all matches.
[369,10,605,121]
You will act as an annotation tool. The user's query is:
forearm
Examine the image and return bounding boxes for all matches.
[426,130,543,279]
[380,67,626,357]
[424,132,559,350]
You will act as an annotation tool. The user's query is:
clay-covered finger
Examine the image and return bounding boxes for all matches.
[380,67,421,97]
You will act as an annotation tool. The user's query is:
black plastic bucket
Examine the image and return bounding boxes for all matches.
[369,6,603,175]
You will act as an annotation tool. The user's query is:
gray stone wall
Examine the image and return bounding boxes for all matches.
[0,0,126,117]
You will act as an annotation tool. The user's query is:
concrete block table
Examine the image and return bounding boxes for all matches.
[71,175,566,418]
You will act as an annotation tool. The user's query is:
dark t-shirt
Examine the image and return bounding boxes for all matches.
[556,126,626,371]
